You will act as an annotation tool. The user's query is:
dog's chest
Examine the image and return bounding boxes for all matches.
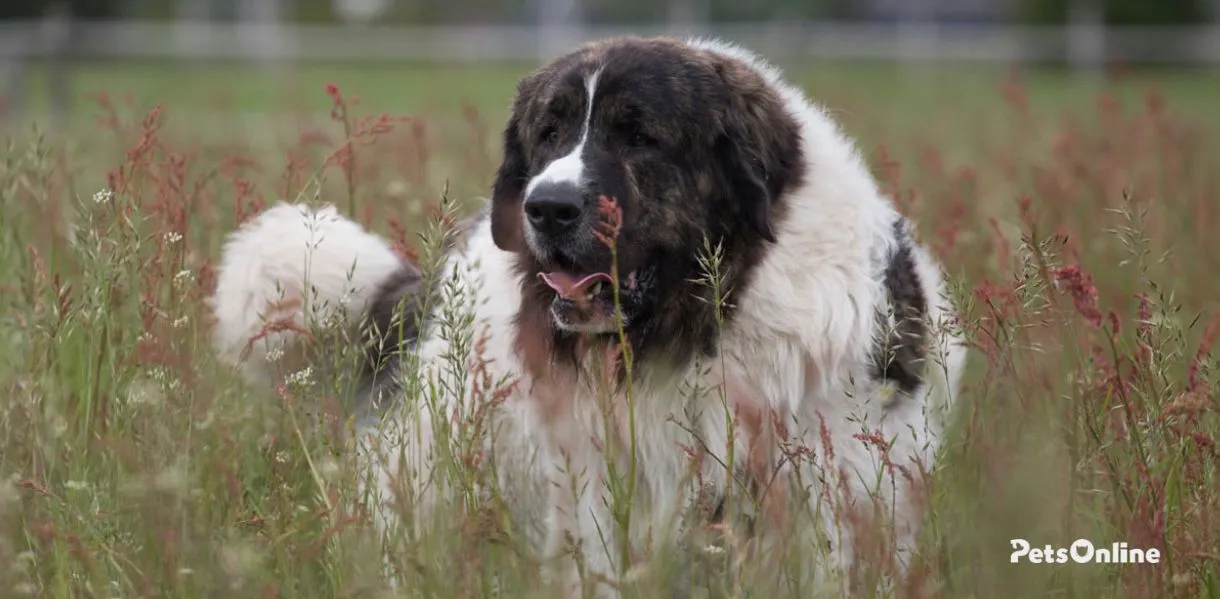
[544,356,776,508]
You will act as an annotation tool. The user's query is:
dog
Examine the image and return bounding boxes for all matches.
[209,36,968,596]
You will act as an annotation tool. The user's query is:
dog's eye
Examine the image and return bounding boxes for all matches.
[628,131,655,149]
[541,127,559,145]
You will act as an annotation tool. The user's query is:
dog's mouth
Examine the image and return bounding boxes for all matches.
[537,267,645,334]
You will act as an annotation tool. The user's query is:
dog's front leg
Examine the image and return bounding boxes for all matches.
[541,443,623,599]
[356,389,450,545]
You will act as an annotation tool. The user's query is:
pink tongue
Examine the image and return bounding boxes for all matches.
[538,271,613,299]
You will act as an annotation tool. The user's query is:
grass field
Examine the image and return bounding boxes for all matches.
[1,58,1219,598]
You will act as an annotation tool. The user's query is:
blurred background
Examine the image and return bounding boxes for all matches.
[2,0,1218,65]
[1,0,1217,203]
[1,0,1218,125]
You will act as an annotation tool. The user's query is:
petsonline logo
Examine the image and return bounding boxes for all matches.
[1010,539,1161,565]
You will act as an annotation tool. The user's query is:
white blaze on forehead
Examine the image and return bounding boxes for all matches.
[524,66,604,197]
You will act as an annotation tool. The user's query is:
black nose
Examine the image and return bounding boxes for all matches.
[524,183,585,236]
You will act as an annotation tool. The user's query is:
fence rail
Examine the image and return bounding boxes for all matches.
[2,20,1220,66]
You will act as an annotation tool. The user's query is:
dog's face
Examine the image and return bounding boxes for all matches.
[490,37,804,338]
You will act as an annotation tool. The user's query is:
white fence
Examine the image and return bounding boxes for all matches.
[2,19,1220,67]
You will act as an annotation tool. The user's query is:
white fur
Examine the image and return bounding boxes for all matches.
[524,66,605,197]
[209,38,968,597]
[209,202,405,385]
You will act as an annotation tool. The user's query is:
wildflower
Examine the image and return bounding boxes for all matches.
[275,451,290,465]
[265,346,285,363]
[171,316,189,329]
[853,429,896,477]
[163,232,183,244]
[173,269,194,286]
[125,378,162,407]
[285,366,314,389]
[1136,292,1153,339]
[1051,264,1103,328]
[147,366,183,392]
[92,188,113,204]
[593,195,623,248]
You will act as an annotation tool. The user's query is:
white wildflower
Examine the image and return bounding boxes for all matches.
[163,232,183,244]
[275,451,290,465]
[125,377,162,408]
[173,269,194,286]
[92,188,113,204]
[171,316,189,329]
[264,346,284,363]
[149,367,183,393]
[285,366,313,388]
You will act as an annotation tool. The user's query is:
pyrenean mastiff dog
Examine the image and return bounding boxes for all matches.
[209,35,967,596]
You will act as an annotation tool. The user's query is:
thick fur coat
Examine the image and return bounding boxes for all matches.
[210,36,968,596]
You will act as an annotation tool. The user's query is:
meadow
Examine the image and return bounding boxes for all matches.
[1,57,1218,598]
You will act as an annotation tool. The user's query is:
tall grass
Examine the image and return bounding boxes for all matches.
[0,69,1216,599]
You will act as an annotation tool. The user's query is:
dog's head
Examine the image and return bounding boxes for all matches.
[490,36,805,341]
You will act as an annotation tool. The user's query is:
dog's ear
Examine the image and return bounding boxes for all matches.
[490,72,549,253]
[709,56,804,244]
[490,106,529,252]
